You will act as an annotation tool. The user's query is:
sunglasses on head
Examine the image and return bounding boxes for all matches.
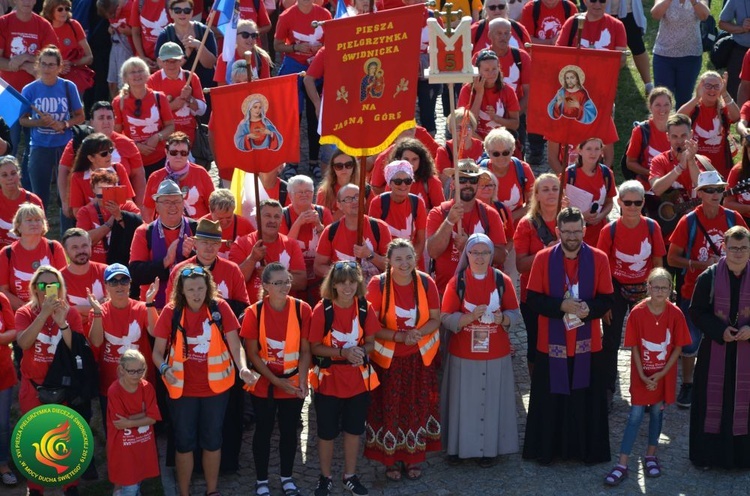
[134,99,142,118]
[701,187,725,194]
[458,176,480,185]
[95,148,114,158]
[334,261,358,271]
[168,149,189,157]
[181,266,206,278]
[35,282,60,291]
[333,160,355,170]
[238,31,260,39]
[487,4,506,10]
[171,6,192,14]
[390,177,413,186]
[56,6,71,12]
[622,200,644,207]
[490,150,511,157]
[107,277,131,286]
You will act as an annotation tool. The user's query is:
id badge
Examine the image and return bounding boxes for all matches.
[471,327,490,353]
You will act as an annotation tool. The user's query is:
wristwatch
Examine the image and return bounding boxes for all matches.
[366,252,375,261]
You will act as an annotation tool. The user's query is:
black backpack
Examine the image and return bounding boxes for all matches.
[456,267,505,301]
[71,124,94,154]
[282,205,324,230]
[380,192,419,221]
[314,297,368,369]
[710,31,736,69]
[36,332,99,410]
[328,218,381,246]
[701,15,718,53]
[620,121,651,181]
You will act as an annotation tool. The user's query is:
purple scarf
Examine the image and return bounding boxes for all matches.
[150,218,191,308]
[706,258,750,436]
[165,161,190,183]
[548,243,594,395]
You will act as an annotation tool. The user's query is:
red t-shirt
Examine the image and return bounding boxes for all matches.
[368,194,427,243]
[741,48,750,82]
[365,273,440,358]
[556,13,627,50]
[214,51,271,84]
[75,201,142,264]
[426,200,507,289]
[305,46,324,79]
[200,213,254,260]
[520,0,578,41]
[316,217,393,263]
[0,13,57,90]
[0,292,17,390]
[274,5,331,65]
[565,165,617,246]
[229,232,306,299]
[106,379,161,486]
[315,183,375,218]
[61,262,107,330]
[0,239,66,302]
[153,299,240,397]
[624,300,691,405]
[513,215,557,302]
[526,245,613,355]
[0,190,43,248]
[53,19,85,62]
[370,127,441,187]
[60,132,144,175]
[470,19,530,54]
[147,69,205,143]
[130,0,168,59]
[648,150,705,199]
[457,82,520,139]
[94,300,153,397]
[491,160,535,213]
[143,164,214,219]
[690,104,734,179]
[488,201,515,249]
[15,305,83,385]
[727,163,750,207]
[240,297,312,398]
[669,205,748,299]
[441,268,518,360]
[596,217,667,285]
[113,90,174,166]
[435,138,485,174]
[129,222,191,300]
[278,205,334,284]
[168,256,249,305]
[498,47,531,101]
[308,298,380,398]
[625,118,670,191]
[69,163,135,210]
[375,176,444,212]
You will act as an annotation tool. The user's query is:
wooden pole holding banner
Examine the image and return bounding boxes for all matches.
[242,50,264,240]
[185,10,218,86]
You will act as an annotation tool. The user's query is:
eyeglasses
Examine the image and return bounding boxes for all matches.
[701,187,725,194]
[458,176,480,185]
[490,150,512,157]
[621,200,644,207]
[123,367,146,376]
[649,285,671,292]
[727,246,750,253]
[56,6,71,12]
[39,62,58,68]
[468,250,491,257]
[157,199,183,207]
[35,282,60,291]
[333,160,355,170]
[339,195,358,204]
[171,6,192,13]
[486,4,506,10]
[334,261,358,271]
[181,266,206,277]
[107,277,131,286]
[238,31,260,39]
[267,279,292,287]
[134,99,142,118]
[390,177,413,186]
[703,83,721,91]
[96,148,114,158]
[168,149,189,157]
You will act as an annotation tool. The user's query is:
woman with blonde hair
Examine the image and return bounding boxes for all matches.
[0,156,43,248]
[214,19,272,85]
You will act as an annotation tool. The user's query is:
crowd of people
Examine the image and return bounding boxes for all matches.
[0,0,750,495]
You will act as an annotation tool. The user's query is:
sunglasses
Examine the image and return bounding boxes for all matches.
[168,149,189,157]
[122,367,146,376]
[107,277,131,286]
[391,177,413,186]
[333,160,355,170]
[56,6,71,12]
[95,148,114,158]
[486,4,506,10]
[490,150,511,157]
[171,6,192,13]
[238,31,260,39]
[458,176,480,185]
[334,261,358,271]
[181,266,206,277]
[622,200,644,207]
[701,187,725,194]
[35,282,60,291]
[134,99,142,118]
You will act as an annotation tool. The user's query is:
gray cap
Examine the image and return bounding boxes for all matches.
[158,42,185,61]
[152,179,183,200]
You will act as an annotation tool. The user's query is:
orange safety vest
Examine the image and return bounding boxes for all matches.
[309,297,380,391]
[164,306,235,399]
[245,297,302,393]
[371,271,439,369]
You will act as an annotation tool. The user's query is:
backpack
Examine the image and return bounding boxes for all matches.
[36,332,99,410]
[380,192,419,221]
[479,157,527,192]
[170,299,225,345]
[532,0,572,35]
[609,217,656,244]
[282,205,324,231]
[710,31,736,69]
[314,297,368,369]
[620,121,651,181]
[456,266,505,301]
[4,240,55,262]
[700,15,718,53]
[71,124,94,154]
[279,180,288,206]
[474,20,525,45]
[328,217,381,246]
[566,163,613,195]
[685,209,737,273]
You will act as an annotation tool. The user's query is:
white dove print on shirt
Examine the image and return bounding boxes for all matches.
[15,256,51,282]
[642,329,671,361]
[127,106,160,134]
[265,337,286,360]
[105,320,142,355]
[141,10,168,38]
[182,186,200,216]
[331,317,360,349]
[68,279,105,307]
[504,62,520,91]
[463,289,501,324]
[217,280,229,299]
[186,319,212,354]
[615,238,652,273]
[395,305,417,327]
[479,101,506,131]
[37,329,62,355]
[293,26,324,45]
[388,214,414,240]
[502,184,522,211]
[0,217,18,239]
[581,28,611,50]
[695,117,722,146]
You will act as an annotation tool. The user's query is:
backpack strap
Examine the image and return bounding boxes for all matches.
[381,192,392,219]
[511,157,526,191]
[567,15,579,47]
[327,220,340,242]
[474,19,486,44]
[510,20,525,44]
[510,47,522,69]
[638,121,651,164]
[279,180,288,206]
[48,240,55,256]
[409,194,419,220]
[314,205,324,223]
[477,202,490,235]
[601,164,612,193]
[282,206,293,230]
[532,0,541,34]
[322,298,334,336]
[146,223,154,252]
[563,1,571,18]
[368,217,380,246]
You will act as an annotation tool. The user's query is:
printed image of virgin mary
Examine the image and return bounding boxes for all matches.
[547,65,597,124]
[235,94,283,151]
[360,57,384,102]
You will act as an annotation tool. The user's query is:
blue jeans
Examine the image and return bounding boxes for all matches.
[28,144,65,211]
[0,387,12,465]
[118,483,141,496]
[679,298,701,356]
[652,54,702,109]
[619,402,664,456]
[417,79,442,136]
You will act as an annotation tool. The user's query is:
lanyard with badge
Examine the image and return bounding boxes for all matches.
[563,272,584,331]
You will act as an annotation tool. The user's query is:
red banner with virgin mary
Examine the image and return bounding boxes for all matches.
[209,74,300,173]
[319,5,424,156]
[526,45,621,145]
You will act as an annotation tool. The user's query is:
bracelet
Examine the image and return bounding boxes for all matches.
[145,301,156,308]
[239,366,250,376]
[59,324,70,331]
[92,313,102,318]
[445,218,455,226]
[157,132,163,141]
[159,362,170,376]
[291,43,296,53]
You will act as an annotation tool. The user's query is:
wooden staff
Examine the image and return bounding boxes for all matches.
[185,10,218,86]
[241,49,264,240]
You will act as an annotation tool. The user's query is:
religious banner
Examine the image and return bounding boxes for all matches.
[209,74,300,173]
[526,45,621,145]
[320,4,424,156]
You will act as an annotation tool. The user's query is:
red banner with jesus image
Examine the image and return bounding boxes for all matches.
[526,45,621,145]
[320,5,424,156]
[209,74,300,173]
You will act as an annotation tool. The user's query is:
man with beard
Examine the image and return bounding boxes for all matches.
[523,207,614,465]
[426,160,507,290]
[230,199,306,300]
[61,228,107,333]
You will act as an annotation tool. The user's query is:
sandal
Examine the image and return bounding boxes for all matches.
[255,481,270,496]
[282,480,301,496]
[643,456,662,478]
[385,464,402,482]
[603,464,628,486]
[404,464,422,480]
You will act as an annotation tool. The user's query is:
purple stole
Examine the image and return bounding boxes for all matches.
[150,218,191,308]
[548,243,594,395]
[706,258,750,436]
